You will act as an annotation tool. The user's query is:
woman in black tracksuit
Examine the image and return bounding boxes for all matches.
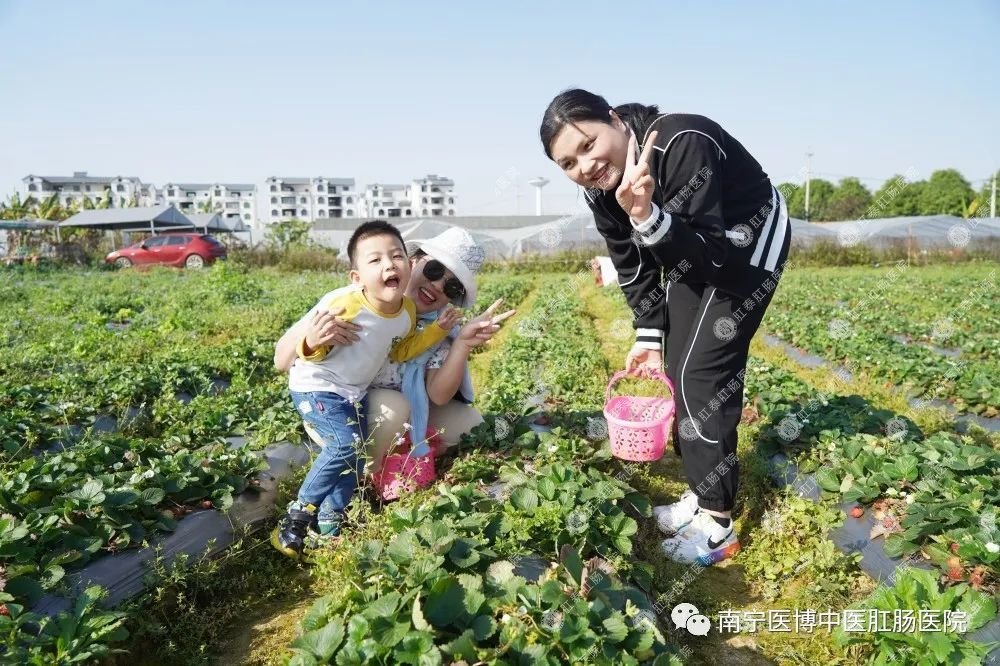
[540,89,790,566]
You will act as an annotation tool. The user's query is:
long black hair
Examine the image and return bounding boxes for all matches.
[539,88,660,159]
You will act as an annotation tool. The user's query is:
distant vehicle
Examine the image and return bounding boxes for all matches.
[106,233,227,269]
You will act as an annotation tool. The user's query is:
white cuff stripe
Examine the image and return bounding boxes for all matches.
[640,211,672,245]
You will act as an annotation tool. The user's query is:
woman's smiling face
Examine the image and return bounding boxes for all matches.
[405,254,462,314]
[548,116,629,191]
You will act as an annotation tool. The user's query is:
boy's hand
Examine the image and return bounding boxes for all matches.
[304,307,361,352]
[435,306,462,331]
[455,298,516,350]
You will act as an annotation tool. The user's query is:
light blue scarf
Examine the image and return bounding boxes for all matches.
[400,310,474,457]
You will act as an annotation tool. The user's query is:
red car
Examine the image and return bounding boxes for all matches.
[106,233,227,269]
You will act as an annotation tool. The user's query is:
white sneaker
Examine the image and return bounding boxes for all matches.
[653,490,701,535]
[660,511,740,566]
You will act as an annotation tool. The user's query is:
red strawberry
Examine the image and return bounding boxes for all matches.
[947,567,964,582]
[0,605,9,617]
[950,542,960,554]
[849,507,864,518]
[201,500,213,510]
[969,569,986,588]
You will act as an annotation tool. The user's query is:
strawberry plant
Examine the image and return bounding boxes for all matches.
[833,567,998,665]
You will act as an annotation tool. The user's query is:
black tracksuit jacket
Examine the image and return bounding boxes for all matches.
[585,113,790,348]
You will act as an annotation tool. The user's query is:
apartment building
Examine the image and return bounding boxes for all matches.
[22,172,156,209]
[161,182,256,223]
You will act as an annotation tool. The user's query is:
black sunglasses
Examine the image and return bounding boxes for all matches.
[422,259,466,301]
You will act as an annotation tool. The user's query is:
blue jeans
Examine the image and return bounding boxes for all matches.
[290,390,369,528]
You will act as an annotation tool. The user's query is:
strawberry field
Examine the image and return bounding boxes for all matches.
[1,261,998,665]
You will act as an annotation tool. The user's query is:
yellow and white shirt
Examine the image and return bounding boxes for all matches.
[288,286,448,399]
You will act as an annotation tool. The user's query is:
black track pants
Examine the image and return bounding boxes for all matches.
[663,258,787,512]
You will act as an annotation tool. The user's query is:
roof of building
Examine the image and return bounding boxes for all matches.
[185,212,249,233]
[416,174,455,186]
[25,173,142,185]
[165,183,256,192]
[59,205,194,231]
[267,177,311,185]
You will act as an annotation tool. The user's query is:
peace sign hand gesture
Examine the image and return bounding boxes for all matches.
[615,129,659,221]
[455,298,516,351]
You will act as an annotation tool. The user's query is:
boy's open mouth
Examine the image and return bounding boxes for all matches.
[384,275,400,289]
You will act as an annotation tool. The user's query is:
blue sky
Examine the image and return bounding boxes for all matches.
[1,0,997,216]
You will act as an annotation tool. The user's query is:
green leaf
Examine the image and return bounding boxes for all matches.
[624,492,652,517]
[883,534,912,558]
[139,487,165,505]
[290,620,344,661]
[425,576,464,628]
[536,477,557,501]
[417,520,455,553]
[608,513,638,537]
[559,544,585,587]
[388,531,419,565]
[955,587,997,630]
[602,613,630,643]
[212,492,233,512]
[46,550,83,567]
[447,538,480,568]
[364,591,400,619]
[105,489,140,506]
[510,487,538,512]
[442,629,478,661]
[896,455,919,482]
[471,614,496,640]
[462,588,486,616]
[6,576,43,605]
[923,631,955,663]
[457,573,482,592]
[40,565,64,589]
[67,479,106,504]
[394,632,440,665]
[411,595,430,631]
[814,468,841,493]
[613,535,634,555]
[301,597,334,632]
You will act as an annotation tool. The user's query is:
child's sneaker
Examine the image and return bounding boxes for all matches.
[653,489,701,535]
[304,520,342,550]
[660,511,740,566]
[270,502,317,559]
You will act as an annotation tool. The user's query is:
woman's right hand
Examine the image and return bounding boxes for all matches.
[304,307,361,351]
[616,129,659,221]
[455,298,516,350]
[625,343,662,377]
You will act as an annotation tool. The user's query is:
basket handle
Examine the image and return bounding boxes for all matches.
[604,369,675,404]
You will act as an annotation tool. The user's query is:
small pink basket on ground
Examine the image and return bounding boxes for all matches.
[603,370,676,462]
[372,452,436,501]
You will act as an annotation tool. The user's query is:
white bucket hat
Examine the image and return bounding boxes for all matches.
[408,226,485,308]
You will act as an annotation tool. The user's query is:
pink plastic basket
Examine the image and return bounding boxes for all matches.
[372,452,436,501]
[603,370,675,462]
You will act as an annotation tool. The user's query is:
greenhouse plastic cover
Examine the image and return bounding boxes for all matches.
[310,215,1000,259]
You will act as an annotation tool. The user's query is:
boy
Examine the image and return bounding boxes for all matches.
[271,220,459,558]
